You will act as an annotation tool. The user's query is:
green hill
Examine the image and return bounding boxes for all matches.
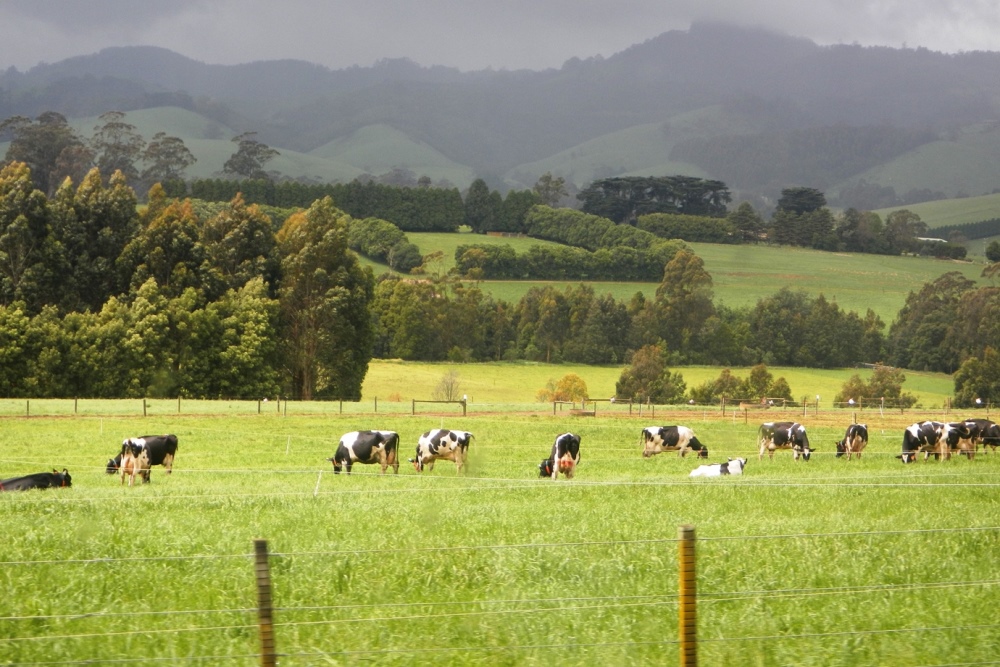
[309,124,476,187]
[874,191,1000,228]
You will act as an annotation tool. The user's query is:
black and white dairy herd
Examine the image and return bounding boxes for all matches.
[2,417,997,492]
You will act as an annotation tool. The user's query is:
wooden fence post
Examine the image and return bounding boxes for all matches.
[678,525,697,667]
[253,539,277,667]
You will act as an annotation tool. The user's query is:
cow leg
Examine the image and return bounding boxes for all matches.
[758,442,766,461]
[163,454,174,474]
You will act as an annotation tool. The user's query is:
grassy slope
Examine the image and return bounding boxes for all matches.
[874,191,1000,227]
[309,123,476,187]
[839,121,1000,200]
[390,233,986,325]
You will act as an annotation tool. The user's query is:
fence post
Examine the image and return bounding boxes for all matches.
[178,396,181,414]
[143,399,147,417]
[253,539,277,667]
[678,524,697,667]
[412,399,415,416]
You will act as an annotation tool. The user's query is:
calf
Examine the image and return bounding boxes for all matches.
[106,435,178,483]
[689,458,747,478]
[410,429,474,474]
[759,421,812,461]
[328,430,399,474]
[0,469,72,491]
[541,433,581,480]
[835,423,868,460]
[641,425,708,458]
[899,421,946,463]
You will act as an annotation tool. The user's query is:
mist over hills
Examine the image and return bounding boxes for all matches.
[3,22,1000,207]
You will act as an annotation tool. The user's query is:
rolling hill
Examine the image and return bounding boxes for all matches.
[4,22,1000,203]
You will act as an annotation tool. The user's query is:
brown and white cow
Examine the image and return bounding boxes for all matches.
[119,440,151,487]
[410,429,474,474]
[835,423,868,460]
[641,426,708,458]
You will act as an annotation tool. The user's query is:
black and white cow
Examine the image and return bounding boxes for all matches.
[328,430,399,474]
[758,421,812,461]
[641,426,708,458]
[942,421,976,460]
[689,457,747,478]
[540,432,581,480]
[106,435,178,483]
[0,469,72,491]
[899,421,946,463]
[960,418,1000,455]
[410,429,474,474]
[835,423,868,460]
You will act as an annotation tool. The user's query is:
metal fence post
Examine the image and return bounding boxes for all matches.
[254,539,277,667]
[678,525,697,667]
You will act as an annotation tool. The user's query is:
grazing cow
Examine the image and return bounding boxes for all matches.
[106,435,178,483]
[328,430,399,474]
[960,418,1000,455]
[942,421,977,460]
[758,422,812,461]
[541,433,582,480]
[689,458,747,478]
[410,429,474,474]
[0,469,72,491]
[899,421,947,463]
[835,423,869,460]
[641,426,708,458]
[119,440,151,487]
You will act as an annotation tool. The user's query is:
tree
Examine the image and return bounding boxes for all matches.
[463,178,499,233]
[727,202,765,243]
[433,369,463,401]
[633,249,715,361]
[141,132,196,189]
[533,172,568,207]
[1,112,89,195]
[118,198,205,298]
[90,111,146,186]
[223,132,279,180]
[953,347,1000,409]
[776,187,826,215]
[834,363,917,409]
[277,197,374,400]
[200,193,279,300]
[985,240,1000,263]
[537,373,588,402]
[615,344,687,404]
[578,176,731,223]
[884,209,927,254]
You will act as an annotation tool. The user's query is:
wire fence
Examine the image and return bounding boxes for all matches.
[2,526,998,665]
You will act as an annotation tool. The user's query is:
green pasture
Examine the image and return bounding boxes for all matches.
[386,233,987,324]
[1,411,998,666]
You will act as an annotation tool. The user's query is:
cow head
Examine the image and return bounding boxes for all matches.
[105,456,121,474]
[538,459,554,477]
[409,456,424,472]
[327,456,345,474]
[835,439,847,457]
[55,469,72,487]
[696,446,709,459]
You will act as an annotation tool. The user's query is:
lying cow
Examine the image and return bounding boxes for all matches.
[759,421,812,461]
[689,458,747,478]
[106,434,178,483]
[410,429,474,474]
[641,425,708,458]
[899,421,946,463]
[540,432,581,480]
[0,469,72,491]
[835,423,868,460]
[328,430,399,474]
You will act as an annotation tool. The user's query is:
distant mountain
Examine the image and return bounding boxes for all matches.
[3,22,1000,206]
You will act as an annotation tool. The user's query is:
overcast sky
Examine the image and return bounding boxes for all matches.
[3,0,1000,73]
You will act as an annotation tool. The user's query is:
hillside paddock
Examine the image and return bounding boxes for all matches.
[1,406,998,665]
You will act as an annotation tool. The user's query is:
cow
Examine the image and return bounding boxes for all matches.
[410,429,474,474]
[899,421,946,463]
[960,418,1000,455]
[540,432,581,480]
[119,440,151,487]
[758,421,812,461]
[689,458,747,478]
[328,430,399,474]
[106,435,178,483]
[942,421,977,460]
[835,423,868,460]
[641,426,708,459]
[0,469,72,491]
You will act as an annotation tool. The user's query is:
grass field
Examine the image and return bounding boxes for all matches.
[1,407,998,666]
[388,233,987,324]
